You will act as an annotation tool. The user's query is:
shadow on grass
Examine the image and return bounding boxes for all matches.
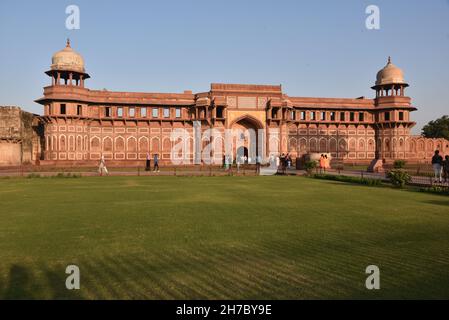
[421,200,449,207]
[1,264,84,300]
[0,247,310,299]
[1,244,447,299]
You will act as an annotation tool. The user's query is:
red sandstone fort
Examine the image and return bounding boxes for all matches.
[0,40,448,167]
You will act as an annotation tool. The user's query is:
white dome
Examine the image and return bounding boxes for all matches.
[375,57,406,86]
[50,39,85,73]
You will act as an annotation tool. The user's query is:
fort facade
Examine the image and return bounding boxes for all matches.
[1,40,448,167]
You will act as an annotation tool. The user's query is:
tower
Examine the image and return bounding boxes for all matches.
[371,57,416,164]
[35,39,91,161]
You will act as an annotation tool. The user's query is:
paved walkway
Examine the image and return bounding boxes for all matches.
[1,166,447,187]
[0,167,258,177]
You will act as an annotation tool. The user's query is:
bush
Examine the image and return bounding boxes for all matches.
[55,172,81,178]
[27,173,41,179]
[387,169,411,188]
[419,186,449,195]
[393,160,407,169]
[313,174,382,186]
[304,160,317,175]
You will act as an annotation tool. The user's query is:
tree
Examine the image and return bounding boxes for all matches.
[422,115,449,140]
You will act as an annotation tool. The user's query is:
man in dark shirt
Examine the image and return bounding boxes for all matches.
[431,150,443,183]
[153,153,160,173]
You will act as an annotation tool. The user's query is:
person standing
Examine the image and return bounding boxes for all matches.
[431,150,443,183]
[145,152,151,171]
[98,154,109,176]
[324,155,330,171]
[319,154,325,174]
[443,155,449,183]
[255,155,261,175]
[153,153,160,173]
[224,155,229,171]
[280,153,286,174]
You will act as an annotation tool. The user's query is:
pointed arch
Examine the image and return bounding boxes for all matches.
[139,136,149,152]
[127,136,137,152]
[90,136,100,152]
[103,136,113,152]
[115,136,125,152]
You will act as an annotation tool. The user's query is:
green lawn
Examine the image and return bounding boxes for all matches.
[0,176,448,299]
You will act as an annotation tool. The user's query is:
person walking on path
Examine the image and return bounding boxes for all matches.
[98,154,109,176]
[153,153,160,172]
[431,150,443,183]
[443,155,449,183]
[145,152,151,171]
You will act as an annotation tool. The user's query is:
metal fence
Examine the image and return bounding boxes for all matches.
[313,167,449,188]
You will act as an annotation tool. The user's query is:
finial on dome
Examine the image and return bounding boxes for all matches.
[66,38,71,48]
[387,56,391,64]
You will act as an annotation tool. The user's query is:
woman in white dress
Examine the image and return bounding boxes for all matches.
[98,155,109,176]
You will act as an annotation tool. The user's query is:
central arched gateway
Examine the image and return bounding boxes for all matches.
[229,115,264,163]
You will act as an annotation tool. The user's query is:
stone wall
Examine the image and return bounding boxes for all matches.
[0,106,43,166]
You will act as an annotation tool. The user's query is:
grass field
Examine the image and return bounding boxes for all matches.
[0,176,448,299]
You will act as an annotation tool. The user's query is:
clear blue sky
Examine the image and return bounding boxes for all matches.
[1,0,448,133]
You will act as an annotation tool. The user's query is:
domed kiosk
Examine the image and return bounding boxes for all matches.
[45,39,90,87]
[371,57,408,97]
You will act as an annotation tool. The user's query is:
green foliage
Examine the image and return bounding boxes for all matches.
[422,115,449,140]
[419,186,449,195]
[313,173,382,186]
[55,172,81,178]
[304,160,317,175]
[387,169,411,188]
[393,160,406,169]
[26,173,81,179]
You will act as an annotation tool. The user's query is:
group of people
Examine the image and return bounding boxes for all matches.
[431,150,449,183]
[225,154,263,174]
[319,154,331,172]
[144,153,160,172]
[275,153,292,174]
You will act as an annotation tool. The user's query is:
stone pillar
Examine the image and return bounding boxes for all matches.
[193,120,202,165]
